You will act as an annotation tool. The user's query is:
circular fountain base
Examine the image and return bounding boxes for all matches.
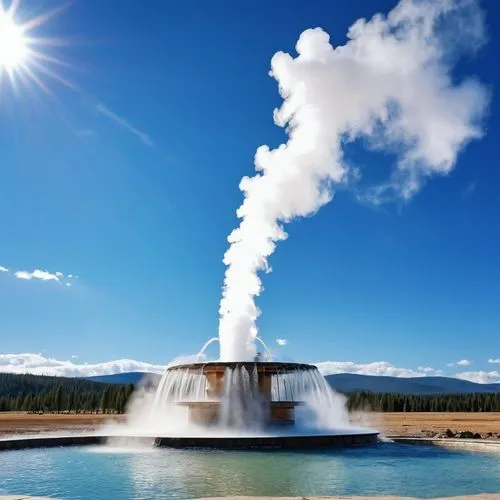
[0,431,379,451]
[153,431,379,449]
[152,360,380,449]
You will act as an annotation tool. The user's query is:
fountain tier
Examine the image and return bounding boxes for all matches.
[161,362,313,427]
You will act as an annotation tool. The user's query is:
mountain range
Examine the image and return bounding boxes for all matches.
[86,372,500,394]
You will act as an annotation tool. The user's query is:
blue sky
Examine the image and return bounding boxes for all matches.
[0,0,499,381]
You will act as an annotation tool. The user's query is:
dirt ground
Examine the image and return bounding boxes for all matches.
[371,412,500,437]
[1,412,499,438]
[0,412,124,436]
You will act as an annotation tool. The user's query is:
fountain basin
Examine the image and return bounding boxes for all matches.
[1,441,500,499]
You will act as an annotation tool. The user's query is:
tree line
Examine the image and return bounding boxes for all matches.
[346,390,500,412]
[0,372,134,414]
[2,372,500,413]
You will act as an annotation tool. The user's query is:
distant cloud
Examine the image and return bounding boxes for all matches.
[4,267,77,287]
[0,355,427,379]
[417,366,435,373]
[447,359,471,367]
[15,269,61,282]
[315,361,442,379]
[456,371,500,384]
[0,353,166,378]
[462,181,477,200]
[20,269,61,282]
[71,355,79,359]
[96,104,153,147]
[276,338,288,346]
[488,358,500,364]
[0,353,493,382]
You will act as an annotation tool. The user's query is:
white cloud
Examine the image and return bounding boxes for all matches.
[447,359,471,367]
[276,338,288,346]
[418,366,435,373]
[0,353,166,378]
[11,268,75,286]
[14,271,32,280]
[456,371,500,384]
[0,266,8,272]
[0,354,495,384]
[488,358,500,364]
[315,361,441,378]
[96,104,154,148]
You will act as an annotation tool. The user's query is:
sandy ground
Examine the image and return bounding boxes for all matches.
[1,412,500,438]
[374,412,500,437]
[0,412,124,436]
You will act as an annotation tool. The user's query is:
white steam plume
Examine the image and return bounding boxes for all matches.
[218,0,488,361]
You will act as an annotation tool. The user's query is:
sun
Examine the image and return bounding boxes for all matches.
[0,0,70,93]
[0,8,28,72]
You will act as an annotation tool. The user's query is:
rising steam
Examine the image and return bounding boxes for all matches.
[218,0,489,361]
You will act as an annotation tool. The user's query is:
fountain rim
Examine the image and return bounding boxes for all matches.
[166,361,317,374]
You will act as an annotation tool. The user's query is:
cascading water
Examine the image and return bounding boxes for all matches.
[141,361,351,434]
[218,365,264,429]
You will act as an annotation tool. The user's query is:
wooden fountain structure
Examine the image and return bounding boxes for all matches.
[169,361,314,427]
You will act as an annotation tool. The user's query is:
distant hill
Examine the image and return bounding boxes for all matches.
[325,373,500,394]
[86,372,153,385]
[85,371,500,395]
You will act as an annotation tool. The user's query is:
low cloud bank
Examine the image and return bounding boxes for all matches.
[1,353,499,383]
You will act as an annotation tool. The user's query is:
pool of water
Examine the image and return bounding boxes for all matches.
[1,443,499,499]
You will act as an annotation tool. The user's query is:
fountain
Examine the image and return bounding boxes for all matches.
[146,351,379,449]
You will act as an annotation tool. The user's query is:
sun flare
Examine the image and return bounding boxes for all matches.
[0,0,69,93]
[0,9,28,72]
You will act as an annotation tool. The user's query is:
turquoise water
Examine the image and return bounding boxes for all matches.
[1,443,500,499]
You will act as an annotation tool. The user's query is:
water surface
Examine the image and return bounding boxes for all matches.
[1,443,499,499]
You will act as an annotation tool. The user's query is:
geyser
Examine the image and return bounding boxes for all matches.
[218,0,488,361]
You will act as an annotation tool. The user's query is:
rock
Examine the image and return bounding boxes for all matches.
[459,431,474,439]
[445,429,455,438]
[473,433,482,439]
[420,430,437,438]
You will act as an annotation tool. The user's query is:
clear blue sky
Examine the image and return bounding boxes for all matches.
[0,0,499,377]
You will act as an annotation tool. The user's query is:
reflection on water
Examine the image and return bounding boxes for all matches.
[129,448,352,498]
[0,444,499,499]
